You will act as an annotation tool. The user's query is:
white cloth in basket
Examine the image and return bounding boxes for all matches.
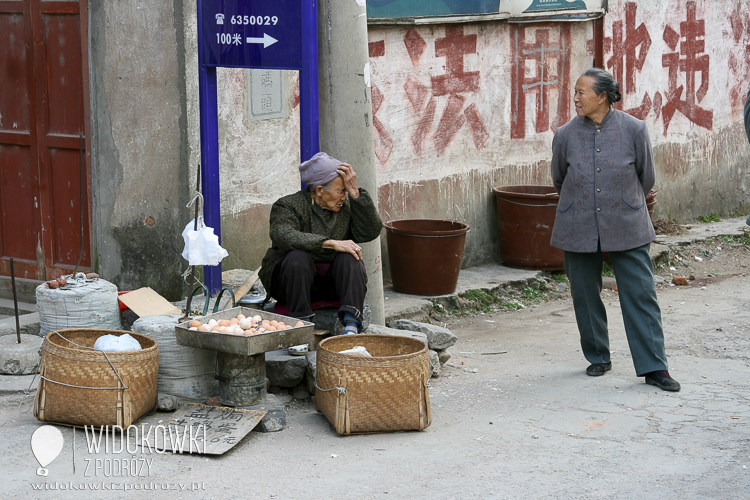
[337,346,372,357]
[94,334,142,352]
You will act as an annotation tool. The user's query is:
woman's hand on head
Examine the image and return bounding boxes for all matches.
[337,163,359,198]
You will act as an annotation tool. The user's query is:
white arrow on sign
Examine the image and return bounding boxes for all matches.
[246,33,278,48]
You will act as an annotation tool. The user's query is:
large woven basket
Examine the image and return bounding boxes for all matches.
[315,334,431,435]
[34,329,159,428]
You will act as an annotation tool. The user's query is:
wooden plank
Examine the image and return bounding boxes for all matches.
[39,1,79,14]
[45,133,84,149]
[0,131,32,146]
[0,2,24,14]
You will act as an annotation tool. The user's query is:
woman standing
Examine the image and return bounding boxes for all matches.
[550,68,680,392]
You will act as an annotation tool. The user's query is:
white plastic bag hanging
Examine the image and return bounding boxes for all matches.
[181,216,229,266]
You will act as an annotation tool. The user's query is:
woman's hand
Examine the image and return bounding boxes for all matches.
[337,163,359,199]
[322,239,363,260]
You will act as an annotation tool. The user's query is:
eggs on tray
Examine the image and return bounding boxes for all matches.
[186,314,305,336]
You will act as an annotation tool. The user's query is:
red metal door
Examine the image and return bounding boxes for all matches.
[0,0,90,280]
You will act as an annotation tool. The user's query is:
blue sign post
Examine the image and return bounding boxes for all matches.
[197,0,319,294]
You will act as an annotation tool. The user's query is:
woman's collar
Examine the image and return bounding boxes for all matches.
[599,106,615,127]
[584,106,614,128]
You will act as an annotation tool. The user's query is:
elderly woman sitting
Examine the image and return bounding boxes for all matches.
[259,152,383,335]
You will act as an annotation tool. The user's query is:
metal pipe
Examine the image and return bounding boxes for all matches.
[10,258,20,344]
[180,167,202,323]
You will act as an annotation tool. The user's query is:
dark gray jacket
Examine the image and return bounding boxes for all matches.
[550,108,656,253]
[259,188,382,293]
[744,89,750,144]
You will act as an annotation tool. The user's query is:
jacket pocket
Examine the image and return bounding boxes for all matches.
[556,200,574,213]
[622,197,644,210]
[621,168,645,209]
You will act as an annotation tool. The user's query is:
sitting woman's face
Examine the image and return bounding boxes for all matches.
[315,176,347,212]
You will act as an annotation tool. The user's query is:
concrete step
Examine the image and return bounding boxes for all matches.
[0,373,37,395]
[0,297,36,317]
[0,312,40,337]
[0,276,42,304]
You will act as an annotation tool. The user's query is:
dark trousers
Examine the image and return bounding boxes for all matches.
[564,243,668,376]
[269,250,367,323]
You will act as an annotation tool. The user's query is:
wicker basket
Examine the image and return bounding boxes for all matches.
[315,334,431,435]
[34,329,159,428]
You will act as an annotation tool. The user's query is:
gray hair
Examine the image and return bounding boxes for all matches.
[582,68,622,104]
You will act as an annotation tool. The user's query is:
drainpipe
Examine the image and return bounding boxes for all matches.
[593,15,605,69]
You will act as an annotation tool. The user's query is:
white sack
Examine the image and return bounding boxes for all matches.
[133,315,218,411]
[36,279,122,335]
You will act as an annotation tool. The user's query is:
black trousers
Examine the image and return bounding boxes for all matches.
[269,250,367,322]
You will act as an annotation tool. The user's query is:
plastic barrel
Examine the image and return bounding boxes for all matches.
[385,219,469,296]
[492,185,564,270]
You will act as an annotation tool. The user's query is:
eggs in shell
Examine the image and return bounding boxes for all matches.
[186,313,305,336]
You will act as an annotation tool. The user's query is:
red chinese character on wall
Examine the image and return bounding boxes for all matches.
[368,40,394,165]
[603,1,652,119]
[661,1,713,132]
[403,27,488,157]
[510,24,571,139]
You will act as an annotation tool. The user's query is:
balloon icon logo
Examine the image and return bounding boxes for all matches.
[31,426,64,476]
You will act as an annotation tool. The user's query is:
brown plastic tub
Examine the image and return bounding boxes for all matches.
[385,219,470,296]
[492,185,564,270]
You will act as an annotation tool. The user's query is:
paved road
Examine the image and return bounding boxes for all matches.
[1,255,749,499]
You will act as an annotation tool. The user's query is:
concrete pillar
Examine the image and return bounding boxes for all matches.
[317,0,385,325]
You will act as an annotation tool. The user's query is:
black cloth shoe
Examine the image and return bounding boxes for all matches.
[586,362,612,376]
[645,370,681,392]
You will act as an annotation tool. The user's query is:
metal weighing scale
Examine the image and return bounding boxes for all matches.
[175,307,314,406]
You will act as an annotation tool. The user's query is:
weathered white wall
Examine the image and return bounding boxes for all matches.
[601,0,750,219]
[367,21,593,269]
[181,0,750,279]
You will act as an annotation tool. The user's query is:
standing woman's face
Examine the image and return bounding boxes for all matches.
[574,76,609,120]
